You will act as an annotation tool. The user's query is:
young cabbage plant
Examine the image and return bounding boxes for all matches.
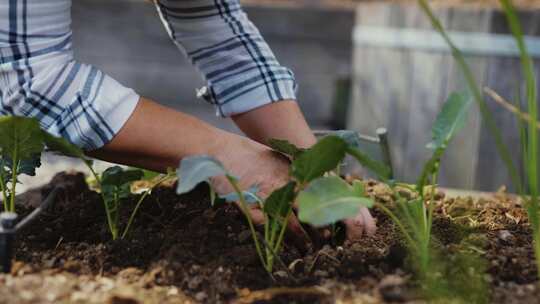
[273,133,385,239]
[419,0,540,281]
[0,116,168,240]
[177,136,374,274]
[386,92,472,282]
[99,166,144,240]
[370,93,486,302]
[0,117,44,212]
[121,168,176,239]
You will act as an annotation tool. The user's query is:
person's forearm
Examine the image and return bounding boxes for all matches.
[232,100,317,149]
[88,98,236,173]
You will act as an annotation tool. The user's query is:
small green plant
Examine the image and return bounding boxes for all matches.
[90,166,175,240]
[295,93,486,302]
[176,136,375,274]
[98,166,143,239]
[376,92,483,298]
[0,117,44,212]
[121,169,176,239]
[0,115,168,240]
[418,0,540,282]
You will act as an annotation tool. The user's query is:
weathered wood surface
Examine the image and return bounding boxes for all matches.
[349,3,540,191]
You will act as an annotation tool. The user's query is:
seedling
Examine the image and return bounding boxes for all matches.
[121,169,176,239]
[379,92,474,286]
[296,92,487,302]
[177,136,375,274]
[0,117,44,212]
[98,166,144,239]
[0,116,165,240]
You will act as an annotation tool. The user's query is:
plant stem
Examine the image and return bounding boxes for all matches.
[376,202,415,248]
[265,207,295,272]
[0,166,9,212]
[226,175,268,272]
[266,222,279,271]
[484,88,540,130]
[111,193,119,239]
[9,155,19,212]
[274,208,293,254]
[84,162,117,240]
[121,175,174,239]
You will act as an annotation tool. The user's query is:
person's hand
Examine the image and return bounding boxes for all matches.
[343,207,377,241]
[210,134,310,248]
[211,133,376,246]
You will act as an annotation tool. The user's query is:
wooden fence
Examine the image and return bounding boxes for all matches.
[348,3,540,191]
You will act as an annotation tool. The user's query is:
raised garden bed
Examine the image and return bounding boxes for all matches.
[1,172,537,304]
[2,1,540,304]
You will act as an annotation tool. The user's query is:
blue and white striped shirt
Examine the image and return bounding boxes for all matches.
[0,0,297,149]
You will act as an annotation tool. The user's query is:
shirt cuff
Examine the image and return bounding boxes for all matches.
[197,67,298,117]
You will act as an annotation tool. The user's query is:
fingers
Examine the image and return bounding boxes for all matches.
[343,207,377,241]
[237,202,266,226]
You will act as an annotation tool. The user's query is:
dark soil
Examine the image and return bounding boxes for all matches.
[4,172,540,303]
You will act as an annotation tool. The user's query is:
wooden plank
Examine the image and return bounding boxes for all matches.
[402,5,453,184]
[436,7,492,189]
[474,9,540,191]
[349,3,418,180]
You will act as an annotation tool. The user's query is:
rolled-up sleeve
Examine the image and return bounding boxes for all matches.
[155,0,297,117]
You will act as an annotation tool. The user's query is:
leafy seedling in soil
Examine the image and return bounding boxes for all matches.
[0,116,176,241]
[0,117,44,212]
[121,168,176,239]
[100,166,144,240]
[419,0,540,287]
[41,128,169,241]
[375,92,487,302]
[177,136,375,274]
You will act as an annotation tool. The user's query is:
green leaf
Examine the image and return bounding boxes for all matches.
[101,167,143,214]
[323,130,363,148]
[427,92,472,150]
[351,180,366,196]
[346,146,391,181]
[101,166,144,188]
[142,169,160,180]
[298,176,373,227]
[291,136,347,183]
[417,92,472,194]
[0,116,44,159]
[1,154,41,178]
[220,185,261,204]
[42,131,86,159]
[264,182,297,220]
[268,139,305,159]
[176,155,231,194]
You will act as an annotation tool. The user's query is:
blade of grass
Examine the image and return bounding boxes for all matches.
[417,0,523,193]
[499,0,539,277]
